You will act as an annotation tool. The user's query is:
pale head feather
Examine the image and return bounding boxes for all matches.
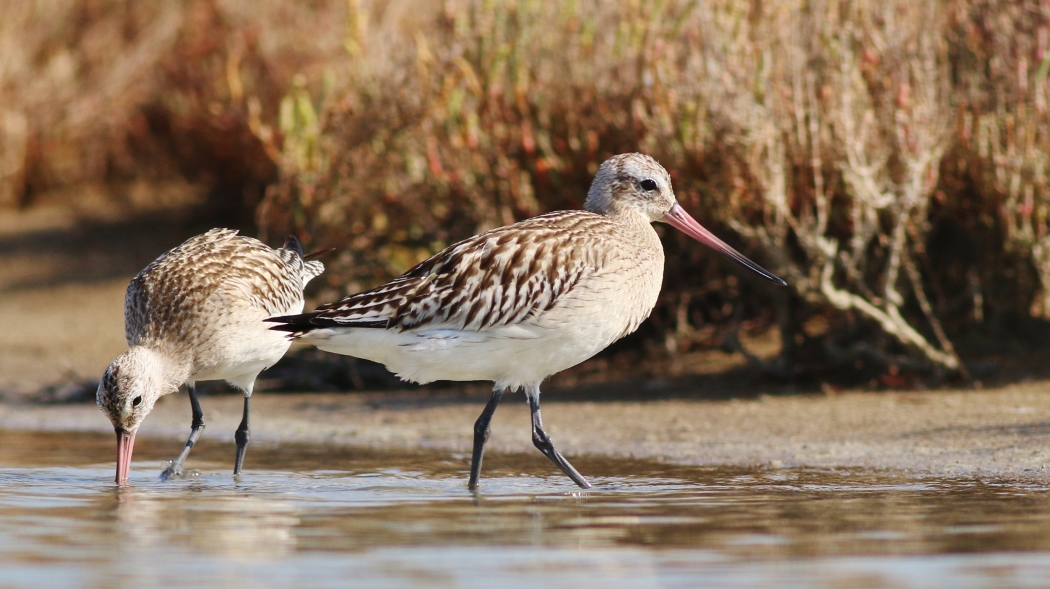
[584,153,676,222]
[96,346,184,434]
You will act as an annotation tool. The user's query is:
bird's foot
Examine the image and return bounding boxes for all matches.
[159,461,186,481]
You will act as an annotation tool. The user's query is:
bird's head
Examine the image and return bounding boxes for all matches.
[585,153,786,286]
[584,153,677,222]
[96,347,178,484]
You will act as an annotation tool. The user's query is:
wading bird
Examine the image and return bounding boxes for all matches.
[97,229,324,484]
[269,153,784,490]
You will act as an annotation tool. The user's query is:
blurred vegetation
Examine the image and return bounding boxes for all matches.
[0,0,351,220]
[8,0,1050,385]
[260,0,1050,383]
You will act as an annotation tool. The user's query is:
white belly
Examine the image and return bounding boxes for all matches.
[301,282,645,390]
[189,300,303,391]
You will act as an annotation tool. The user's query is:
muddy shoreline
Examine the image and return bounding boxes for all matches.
[3,380,1050,481]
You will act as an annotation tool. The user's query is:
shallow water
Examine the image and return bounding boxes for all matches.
[3,431,1050,588]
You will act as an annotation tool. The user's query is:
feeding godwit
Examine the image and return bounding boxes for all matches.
[269,153,784,489]
[96,229,324,484]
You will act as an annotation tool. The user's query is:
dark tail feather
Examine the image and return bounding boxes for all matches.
[283,235,305,258]
[266,312,390,333]
[266,311,321,334]
[303,247,337,261]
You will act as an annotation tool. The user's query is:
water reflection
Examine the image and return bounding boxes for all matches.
[2,430,1050,588]
[114,488,300,561]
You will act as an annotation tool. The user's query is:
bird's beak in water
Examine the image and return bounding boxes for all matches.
[115,427,136,485]
[664,203,787,286]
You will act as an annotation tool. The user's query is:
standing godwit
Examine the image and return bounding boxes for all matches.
[96,229,324,484]
[269,153,784,489]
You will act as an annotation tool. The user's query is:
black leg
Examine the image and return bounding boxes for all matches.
[160,384,205,480]
[233,395,250,476]
[529,394,591,489]
[468,388,504,491]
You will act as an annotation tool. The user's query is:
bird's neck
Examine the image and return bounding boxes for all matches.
[597,204,649,226]
[128,345,191,392]
[606,206,659,239]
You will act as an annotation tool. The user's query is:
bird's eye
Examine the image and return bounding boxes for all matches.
[132,396,142,407]
[640,179,658,191]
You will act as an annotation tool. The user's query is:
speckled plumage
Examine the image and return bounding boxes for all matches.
[305,209,660,336]
[270,153,784,490]
[97,228,324,483]
[122,228,323,378]
[278,208,663,389]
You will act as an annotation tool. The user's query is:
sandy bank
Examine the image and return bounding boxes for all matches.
[2,380,1049,480]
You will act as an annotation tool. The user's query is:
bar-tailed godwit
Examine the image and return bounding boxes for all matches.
[269,153,784,489]
[96,229,324,484]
